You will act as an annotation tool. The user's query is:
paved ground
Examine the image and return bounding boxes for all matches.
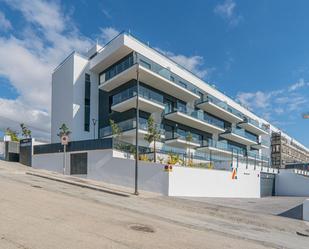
[0,161,309,249]
[181,196,307,218]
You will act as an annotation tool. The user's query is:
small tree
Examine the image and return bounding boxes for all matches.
[20,123,32,138]
[144,115,161,163]
[5,128,19,142]
[57,123,71,138]
[186,132,193,166]
[109,119,122,138]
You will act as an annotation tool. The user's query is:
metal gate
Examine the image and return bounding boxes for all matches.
[19,139,32,166]
[70,153,88,175]
[260,173,275,197]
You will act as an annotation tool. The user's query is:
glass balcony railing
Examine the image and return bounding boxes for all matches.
[165,129,202,145]
[226,128,258,143]
[243,117,269,132]
[201,138,246,155]
[135,53,198,95]
[112,85,164,106]
[165,106,225,130]
[260,138,270,147]
[196,95,244,119]
[246,151,269,161]
[99,118,163,138]
[99,51,199,96]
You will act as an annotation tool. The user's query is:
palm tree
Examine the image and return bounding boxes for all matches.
[57,123,71,137]
[144,115,161,162]
[5,128,19,142]
[20,123,32,138]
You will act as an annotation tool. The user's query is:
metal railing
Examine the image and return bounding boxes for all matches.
[112,138,272,170]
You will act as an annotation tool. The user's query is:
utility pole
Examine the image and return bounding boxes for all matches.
[134,62,140,196]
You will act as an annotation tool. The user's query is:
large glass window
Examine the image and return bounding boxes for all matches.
[84,73,91,132]
[99,53,134,84]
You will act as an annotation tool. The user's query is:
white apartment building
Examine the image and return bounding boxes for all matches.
[50,32,277,168]
[29,31,309,197]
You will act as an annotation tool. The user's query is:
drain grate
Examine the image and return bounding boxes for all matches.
[129,224,155,233]
[31,185,42,189]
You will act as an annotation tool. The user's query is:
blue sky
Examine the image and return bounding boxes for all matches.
[0,0,308,145]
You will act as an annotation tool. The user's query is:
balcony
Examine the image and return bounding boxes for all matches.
[238,117,269,135]
[99,118,163,139]
[220,128,258,146]
[164,107,225,134]
[197,139,233,155]
[196,96,243,123]
[98,53,200,102]
[111,86,165,113]
[165,130,201,148]
[251,138,270,150]
[246,151,269,163]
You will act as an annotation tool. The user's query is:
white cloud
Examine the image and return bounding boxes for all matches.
[157,48,214,79]
[236,79,309,124]
[0,0,93,141]
[288,78,306,91]
[0,99,50,140]
[214,0,242,27]
[0,10,12,30]
[236,91,271,110]
[99,27,120,44]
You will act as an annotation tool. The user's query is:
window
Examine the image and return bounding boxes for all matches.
[84,73,91,131]
[178,81,187,89]
[140,59,151,69]
[99,53,134,83]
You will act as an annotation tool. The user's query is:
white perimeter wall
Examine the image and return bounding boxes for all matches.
[33,152,66,174]
[275,169,309,197]
[32,150,168,195]
[168,166,261,198]
[0,141,4,159]
[32,149,266,197]
[303,199,309,221]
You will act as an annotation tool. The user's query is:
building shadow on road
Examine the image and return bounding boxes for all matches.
[278,204,303,220]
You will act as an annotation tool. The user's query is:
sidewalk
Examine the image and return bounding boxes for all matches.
[0,160,157,198]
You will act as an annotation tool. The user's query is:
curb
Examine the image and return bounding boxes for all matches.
[26,172,130,197]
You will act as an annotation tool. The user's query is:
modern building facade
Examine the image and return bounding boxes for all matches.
[271,131,309,168]
[50,32,306,168]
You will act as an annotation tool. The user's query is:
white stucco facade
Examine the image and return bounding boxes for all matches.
[275,169,309,197]
[51,53,98,143]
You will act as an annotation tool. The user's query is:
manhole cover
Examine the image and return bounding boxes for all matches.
[129,224,155,233]
[31,185,42,189]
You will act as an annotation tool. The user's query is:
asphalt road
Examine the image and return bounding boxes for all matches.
[0,161,309,249]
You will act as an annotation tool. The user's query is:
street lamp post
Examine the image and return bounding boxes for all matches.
[92,118,97,140]
[134,63,140,196]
